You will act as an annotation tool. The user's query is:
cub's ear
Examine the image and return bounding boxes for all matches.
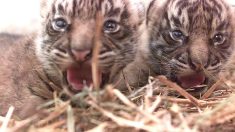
[146,0,168,25]
[40,0,54,18]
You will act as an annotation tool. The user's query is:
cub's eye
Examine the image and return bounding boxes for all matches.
[170,30,185,41]
[52,18,68,31]
[213,33,225,45]
[103,20,120,33]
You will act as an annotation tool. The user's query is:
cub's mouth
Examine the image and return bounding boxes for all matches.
[62,46,114,93]
[64,52,102,93]
[176,72,208,94]
[65,62,102,92]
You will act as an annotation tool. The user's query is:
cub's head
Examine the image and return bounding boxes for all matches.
[36,0,144,92]
[147,0,235,94]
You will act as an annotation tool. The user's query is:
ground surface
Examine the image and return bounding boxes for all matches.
[1,1,235,132]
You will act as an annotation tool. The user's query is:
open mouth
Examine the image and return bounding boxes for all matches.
[65,61,102,92]
[176,72,208,94]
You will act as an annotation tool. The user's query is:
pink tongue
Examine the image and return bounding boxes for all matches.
[177,73,206,88]
[67,64,93,91]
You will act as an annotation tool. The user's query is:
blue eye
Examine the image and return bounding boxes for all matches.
[213,33,225,46]
[52,18,68,31]
[103,20,120,33]
[170,30,185,41]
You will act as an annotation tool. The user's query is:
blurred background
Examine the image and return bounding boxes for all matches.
[0,0,234,34]
[0,0,40,34]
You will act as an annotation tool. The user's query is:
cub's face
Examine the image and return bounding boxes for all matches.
[147,0,234,94]
[36,0,144,92]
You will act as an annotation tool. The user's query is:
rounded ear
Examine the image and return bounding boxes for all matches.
[146,0,168,25]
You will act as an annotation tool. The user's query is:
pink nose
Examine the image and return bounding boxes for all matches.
[72,50,91,62]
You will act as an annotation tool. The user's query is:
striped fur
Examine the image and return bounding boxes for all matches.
[0,0,145,119]
[146,0,235,95]
[36,0,145,91]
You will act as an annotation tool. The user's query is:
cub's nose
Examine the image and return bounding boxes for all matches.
[72,49,91,62]
[190,62,203,71]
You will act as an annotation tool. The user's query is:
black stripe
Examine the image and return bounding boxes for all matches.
[58,3,65,14]
[108,8,121,17]
[72,0,77,16]
[171,16,182,27]
[216,21,229,31]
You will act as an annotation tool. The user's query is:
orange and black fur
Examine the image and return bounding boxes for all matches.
[114,0,235,95]
[0,0,145,119]
[146,0,235,95]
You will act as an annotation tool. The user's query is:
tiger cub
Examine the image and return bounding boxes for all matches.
[0,0,144,119]
[37,0,145,91]
[114,0,235,95]
[145,0,235,95]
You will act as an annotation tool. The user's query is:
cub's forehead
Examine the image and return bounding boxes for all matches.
[165,0,232,30]
[44,0,145,23]
[50,0,129,16]
[167,0,230,20]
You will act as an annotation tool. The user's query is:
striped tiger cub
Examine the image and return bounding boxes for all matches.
[37,0,145,92]
[145,0,235,95]
[0,0,144,119]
